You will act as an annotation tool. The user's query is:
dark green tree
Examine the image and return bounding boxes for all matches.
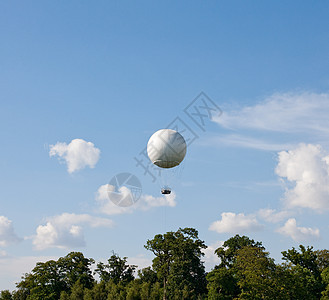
[0,290,12,300]
[215,234,263,268]
[207,267,238,300]
[282,245,320,279]
[14,252,94,299]
[83,282,108,300]
[138,267,157,285]
[57,252,94,290]
[207,235,263,299]
[145,227,207,300]
[94,253,136,285]
[16,260,65,300]
[281,245,324,299]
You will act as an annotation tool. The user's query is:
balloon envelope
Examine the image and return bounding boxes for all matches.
[147,129,187,168]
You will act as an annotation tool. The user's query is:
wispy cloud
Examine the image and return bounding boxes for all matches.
[277,218,320,242]
[49,139,100,173]
[205,134,295,151]
[0,216,21,247]
[210,92,329,151]
[215,92,329,134]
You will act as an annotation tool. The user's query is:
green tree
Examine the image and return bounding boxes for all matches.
[316,250,329,272]
[16,260,64,300]
[126,281,141,300]
[106,281,126,300]
[149,282,162,300]
[215,235,263,268]
[321,267,329,299]
[58,252,95,290]
[95,253,136,285]
[282,245,320,279]
[68,280,85,300]
[15,252,94,299]
[281,245,325,299]
[145,227,207,300]
[234,246,277,299]
[138,267,157,284]
[207,267,238,300]
[0,290,12,300]
[83,282,107,300]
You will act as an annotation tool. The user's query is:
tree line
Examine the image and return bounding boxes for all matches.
[1,227,329,299]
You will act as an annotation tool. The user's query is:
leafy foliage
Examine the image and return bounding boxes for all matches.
[2,230,329,299]
[94,253,136,285]
[145,227,207,299]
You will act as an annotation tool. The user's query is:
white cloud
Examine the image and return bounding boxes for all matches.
[49,139,100,173]
[202,241,223,271]
[0,216,21,247]
[276,143,329,212]
[95,184,134,215]
[209,212,263,234]
[206,134,295,151]
[139,193,176,210]
[95,184,176,215]
[32,213,113,250]
[277,218,320,242]
[210,92,329,151]
[257,208,291,223]
[215,92,329,134]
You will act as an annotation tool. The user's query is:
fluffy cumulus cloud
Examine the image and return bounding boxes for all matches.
[49,139,100,173]
[32,213,113,250]
[277,218,320,242]
[95,184,134,215]
[276,143,329,212]
[0,216,21,247]
[95,184,176,215]
[209,212,263,234]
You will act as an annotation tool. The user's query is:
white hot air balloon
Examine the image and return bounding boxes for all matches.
[147,129,187,194]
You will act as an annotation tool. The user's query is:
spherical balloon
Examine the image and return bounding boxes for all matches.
[147,129,187,168]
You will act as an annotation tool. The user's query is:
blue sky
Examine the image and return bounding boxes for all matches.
[1,0,329,290]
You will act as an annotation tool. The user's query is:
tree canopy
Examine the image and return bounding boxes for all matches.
[3,228,329,300]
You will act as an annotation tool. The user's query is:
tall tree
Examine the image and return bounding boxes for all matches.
[145,227,207,300]
[234,246,277,299]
